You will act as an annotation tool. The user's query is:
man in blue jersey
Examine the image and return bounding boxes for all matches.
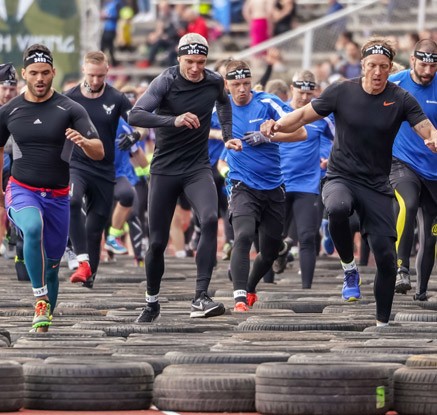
[261,37,437,326]
[276,70,333,288]
[223,60,306,311]
[389,39,437,300]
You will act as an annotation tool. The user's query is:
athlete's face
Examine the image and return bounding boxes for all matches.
[82,61,108,91]
[226,78,252,106]
[0,84,18,105]
[22,63,55,101]
[410,56,437,86]
[178,54,207,83]
[290,86,315,109]
[361,54,392,94]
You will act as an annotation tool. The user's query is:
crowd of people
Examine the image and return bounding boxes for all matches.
[0,15,436,331]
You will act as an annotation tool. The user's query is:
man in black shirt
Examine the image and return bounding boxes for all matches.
[261,36,437,326]
[129,33,233,322]
[65,51,132,288]
[0,44,103,331]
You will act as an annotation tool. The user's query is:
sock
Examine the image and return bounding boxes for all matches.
[341,259,357,271]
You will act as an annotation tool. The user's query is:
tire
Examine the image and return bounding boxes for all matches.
[153,374,255,412]
[0,361,24,411]
[23,362,153,411]
[165,351,290,364]
[394,367,437,415]
[255,362,391,415]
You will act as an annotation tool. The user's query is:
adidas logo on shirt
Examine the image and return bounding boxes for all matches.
[33,119,42,124]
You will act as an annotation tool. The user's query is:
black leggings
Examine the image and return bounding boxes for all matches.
[146,170,218,297]
[415,193,437,296]
[284,192,319,289]
[393,180,421,271]
[231,215,282,294]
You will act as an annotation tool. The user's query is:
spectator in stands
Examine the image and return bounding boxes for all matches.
[243,0,275,47]
[140,0,184,67]
[272,0,296,36]
[183,7,209,40]
[100,0,121,67]
[338,41,362,79]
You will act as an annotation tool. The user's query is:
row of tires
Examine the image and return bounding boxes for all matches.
[3,358,437,414]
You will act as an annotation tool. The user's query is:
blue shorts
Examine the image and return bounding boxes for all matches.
[5,179,70,259]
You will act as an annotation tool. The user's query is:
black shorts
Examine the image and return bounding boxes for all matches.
[390,158,437,206]
[70,169,115,217]
[322,177,396,238]
[229,180,285,238]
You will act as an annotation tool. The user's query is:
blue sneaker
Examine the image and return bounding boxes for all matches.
[321,219,335,255]
[105,236,128,255]
[342,269,361,301]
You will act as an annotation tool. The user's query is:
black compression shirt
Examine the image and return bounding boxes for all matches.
[0,92,98,188]
[129,65,232,175]
[65,84,131,180]
[311,78,427,194]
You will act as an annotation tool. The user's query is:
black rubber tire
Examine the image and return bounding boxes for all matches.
[165,351,290,364]
[255,362,391,415]
[0,361,24,411]
[153,374,255,412]
[23,361,153,410]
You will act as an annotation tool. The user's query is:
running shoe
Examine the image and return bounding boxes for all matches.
[82,272,96,289]
[15,256,30,281]
[413,292,428,301]
[64,247,79,270]
[222,241,233,260]
[272,240,291,274]
[190,292,225,318]
[341,269,361,301]
[321,219,335,255]
[70,261,92,283]
[234,302,249,312]
[135,303,161,323]
[395,267,411,294]
[135,257,145,268]
[32,300,52,329]
[247,292,258,307]
[105,236,128,255]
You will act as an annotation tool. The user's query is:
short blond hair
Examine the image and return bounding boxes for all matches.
[83,51,108,66]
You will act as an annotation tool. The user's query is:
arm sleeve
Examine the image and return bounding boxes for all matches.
[404,91,428,127]
[257,64,273,89]
[70,102,99,138]
[120,94,133,122]
[311,82,339,117]
[128,73,177,128]
[215,83,233,142]
[0,109,10,147]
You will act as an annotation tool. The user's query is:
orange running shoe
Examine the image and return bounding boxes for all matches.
[234,301,249,312]
[247,292,258,307]
[70,261,92,283]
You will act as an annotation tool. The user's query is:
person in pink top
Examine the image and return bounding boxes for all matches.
[243,0,275,47]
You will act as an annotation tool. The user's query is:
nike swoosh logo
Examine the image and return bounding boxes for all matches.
[383,101,395,106]
[191,304,204,310]
[51,263,59,269]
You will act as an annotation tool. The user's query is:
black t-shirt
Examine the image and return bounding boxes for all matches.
[129,66,232,175]
[311,78,427,194]
[0,92,98,188]
[65,84,131,180]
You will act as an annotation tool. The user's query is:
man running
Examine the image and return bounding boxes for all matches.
[129,33,233,322]
[389,39,437,299]
[0,44,103,331]
[65,51,132,288]
[261,36,437,326]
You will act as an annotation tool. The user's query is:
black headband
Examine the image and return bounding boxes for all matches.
[293,80,316,90]
[24,50,53,68]
[414,50,437,63]
[362,45,393,61]
[225,68,252,80]
[178,43,209,57]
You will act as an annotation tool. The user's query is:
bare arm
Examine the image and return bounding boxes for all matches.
[270,126,307,142]
[261,102,322,137]
[66,128,105,160]
[413,119,437,152]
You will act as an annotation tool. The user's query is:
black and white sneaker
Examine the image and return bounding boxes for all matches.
[136,303,161,323]
[190,292,225,318]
